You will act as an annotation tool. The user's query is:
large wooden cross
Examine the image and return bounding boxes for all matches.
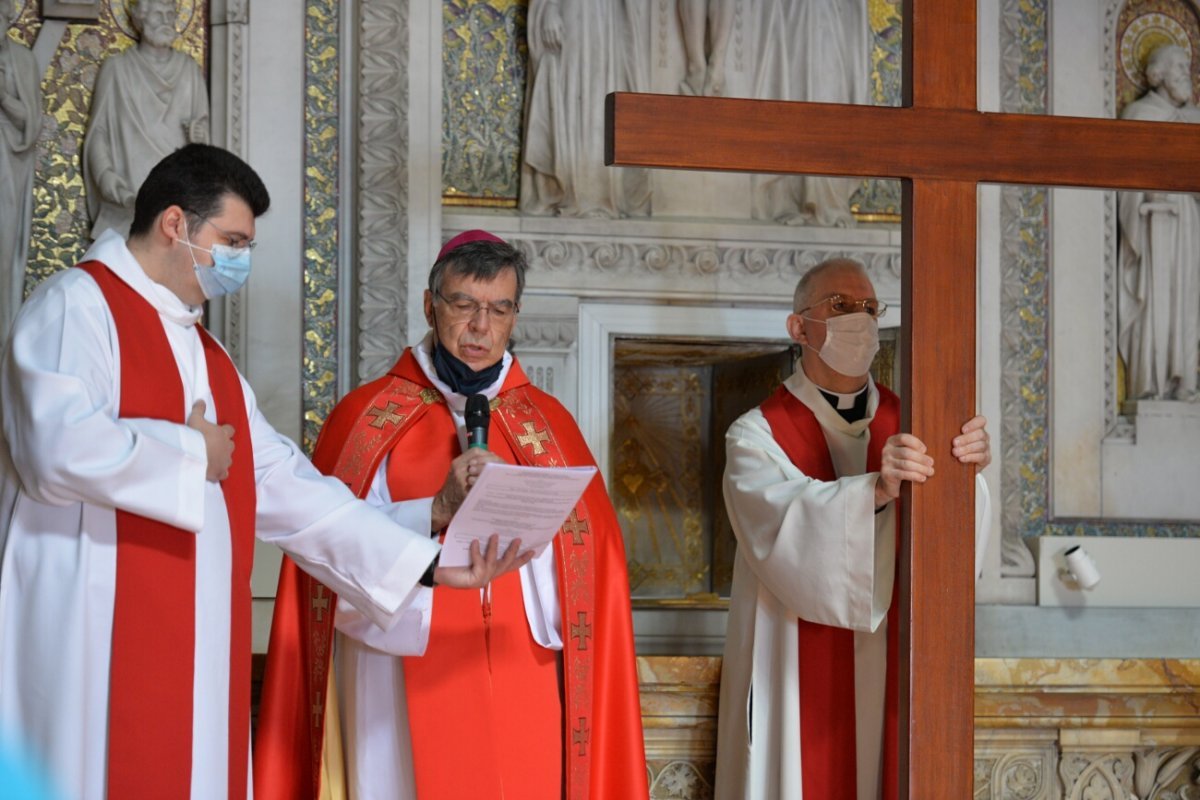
[607,3,1200,796]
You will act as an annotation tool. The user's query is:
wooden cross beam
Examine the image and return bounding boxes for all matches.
[607,2,1200,796]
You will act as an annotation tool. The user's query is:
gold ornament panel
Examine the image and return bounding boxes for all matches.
[301,0,341,453]
[442,0,527,204]
[11,1,207,294]
[613,362,709,599]
[613,340,796,604]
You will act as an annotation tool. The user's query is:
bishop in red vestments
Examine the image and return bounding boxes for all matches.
[257,231,648,800]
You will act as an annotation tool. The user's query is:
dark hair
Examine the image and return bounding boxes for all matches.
[428,240,527,303]
[128,144,271,237]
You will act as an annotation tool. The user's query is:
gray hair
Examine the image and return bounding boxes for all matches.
[792,257,868,313]
[428,240,527,303]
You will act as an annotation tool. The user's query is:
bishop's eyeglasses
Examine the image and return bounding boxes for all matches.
[797,294,888,319]
[435,291,520,322]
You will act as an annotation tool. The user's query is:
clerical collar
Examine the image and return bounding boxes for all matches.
[818,386,869,423]
[431,338,504,396]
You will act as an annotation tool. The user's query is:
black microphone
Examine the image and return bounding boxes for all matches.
[465,394,490,450]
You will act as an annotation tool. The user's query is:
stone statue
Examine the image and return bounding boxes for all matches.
[519,0,647,218]
[1118,44,1200,402]
[0,0,42,341]
[751,0,869,227]
[516,0,868,224]
[83,0,209,239]
[677,0,734,96]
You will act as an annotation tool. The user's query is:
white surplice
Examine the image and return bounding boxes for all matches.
[332,333,562,800]
[714,368,990,800]
[0,230,439,800]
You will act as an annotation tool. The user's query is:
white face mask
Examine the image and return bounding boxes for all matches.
[807,311,880,376]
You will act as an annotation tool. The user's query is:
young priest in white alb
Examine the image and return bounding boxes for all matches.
[0,144,525,800]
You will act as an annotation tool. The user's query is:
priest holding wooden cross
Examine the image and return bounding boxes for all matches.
[715,257,992,800]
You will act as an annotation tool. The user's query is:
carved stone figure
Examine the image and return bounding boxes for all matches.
[519,0,646,218]
[1118,44,1200,402]
[677,0,734,96]
[0,0,42,340]
[83,0,209,239]
[751,0,869,227]
[517,0,868,225]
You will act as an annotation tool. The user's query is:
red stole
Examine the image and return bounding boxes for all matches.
[388,403,562,799]
[255,349,648,800]
[78,261,256,800]
[760,383,900,800]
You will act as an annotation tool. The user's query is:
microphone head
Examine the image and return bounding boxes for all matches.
[465,394,490,450]
[465,393,490,428]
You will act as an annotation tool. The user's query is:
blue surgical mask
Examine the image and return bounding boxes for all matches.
[181,223,253,299]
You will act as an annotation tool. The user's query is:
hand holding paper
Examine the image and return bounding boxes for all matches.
[432,533,534,588]
[437,463,597,568]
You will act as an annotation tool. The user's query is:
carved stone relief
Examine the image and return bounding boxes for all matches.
[0,1,42,342]
[1059,751,1136,800]
[209,0,250,367]
[975,730,1060,800]
[500,231,902,304]
[354,0,411,385]
[647,759,714,800]
[974,739,1200,799]
[512,313,579,398]
[1134,747,1200,799]
[512,313,578,351]
[997,0,1044,579]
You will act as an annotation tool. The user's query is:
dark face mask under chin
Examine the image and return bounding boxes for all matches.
[431,337,503,396]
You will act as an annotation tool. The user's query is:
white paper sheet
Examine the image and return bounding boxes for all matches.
[437,463,598,567]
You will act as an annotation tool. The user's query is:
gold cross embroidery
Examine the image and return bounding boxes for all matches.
[572,717,590,757]
[561,509,589,546]
[367,401,404,429]
[311,691,323,728]
[311,584,329,623]
[570,611,592,651]
[516,421,551,455]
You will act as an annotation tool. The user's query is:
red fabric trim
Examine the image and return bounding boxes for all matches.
[254,363,434,800]
[79,262,256,798]
[390,409,562,799]
[874,394,901,800]
[197,326,256,800]
[82,262,195,799]
[760,382,900,800]
[489,375,647,800]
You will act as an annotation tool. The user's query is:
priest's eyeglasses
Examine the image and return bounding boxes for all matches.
[798,294,887,319]
[435,291,520,322]
[187,212,257,251]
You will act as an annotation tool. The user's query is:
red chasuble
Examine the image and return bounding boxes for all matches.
[256,349,647,800]
[77,262,256,800]
[760,383,900,800]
